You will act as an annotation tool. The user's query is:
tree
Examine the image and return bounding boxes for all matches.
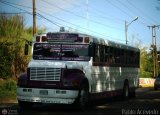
[129,34,154,78]
[0,14,29,79]
[0,14,46,79]
[140,46,153,78]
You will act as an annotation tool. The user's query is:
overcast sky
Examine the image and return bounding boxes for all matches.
[0,0,160,48]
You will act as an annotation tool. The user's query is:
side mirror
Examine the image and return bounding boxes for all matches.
[24,43,29,55]
[88,43,95,57]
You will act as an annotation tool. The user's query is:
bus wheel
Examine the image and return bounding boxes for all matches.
[18,100,33,109]
[129,89,136,98]
[76,84,89,110]
[122,82,129,100]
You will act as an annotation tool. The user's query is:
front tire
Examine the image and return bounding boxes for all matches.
[75,84,89,110]
[154,86,158,90]
[18,100,33,109]
[129,89,136,98]
[122,82,129,100]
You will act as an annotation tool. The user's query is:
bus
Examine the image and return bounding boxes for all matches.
[17,28,140,110]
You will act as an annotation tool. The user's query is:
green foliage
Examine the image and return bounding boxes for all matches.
[25,26,46,35]
[0,79,17,99]
[140,47,153,78]
[140,71,153,78]
[1,80,16,91]
[0,14,28,78]
[0,14,46,100]
[0,14,46,79]
[0,58,10,79]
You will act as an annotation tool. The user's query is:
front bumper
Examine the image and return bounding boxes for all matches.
[17,87,79,104]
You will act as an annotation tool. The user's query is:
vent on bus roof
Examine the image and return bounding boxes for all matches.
[60,27,65,32]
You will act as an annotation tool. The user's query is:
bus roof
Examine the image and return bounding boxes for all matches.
[77,33,140,52]
[35,31,140,52]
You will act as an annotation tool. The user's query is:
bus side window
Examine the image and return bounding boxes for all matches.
[105,46,115,65]
[88,43,95,57]
[110,47,115,64]
[124,50,127,65]
[115,48,120,64]
[105,46,110,63]
[135,51,140,67]
[121,49,125,65]
[130,51,134,65]
[126,50,129,65]
[100,45,105,62]
[93,45,100,62]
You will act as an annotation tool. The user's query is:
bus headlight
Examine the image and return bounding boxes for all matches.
[63,79,79,87]
[62,69,85,87]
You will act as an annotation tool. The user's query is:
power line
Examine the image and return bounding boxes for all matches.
[39,12,126,42]
[3,0,123,32]
[37,12,111,39]
[0,0,32,9]
[89,4,125,23]
[0,0,61,28]
[62,0,124,24]
[41,0,123,31]
[36,6,126,42]
[106,0,155,27]
[68,0,125,23]
[104,0,144,44]
[126,0,159,25]
[115,0,148,32]
[0,0,32,15]
[0,0,126,42]
[0,12,29,14]
[105,0,134,18]
[37,13,61,27]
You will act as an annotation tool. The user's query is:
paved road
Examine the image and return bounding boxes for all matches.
[0,87,160,115]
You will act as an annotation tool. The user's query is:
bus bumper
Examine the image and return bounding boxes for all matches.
[16,87,79,104]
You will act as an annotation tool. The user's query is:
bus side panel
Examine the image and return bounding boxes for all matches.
[91,66,139,94]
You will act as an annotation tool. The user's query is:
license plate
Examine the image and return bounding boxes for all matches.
[39,90,48,95]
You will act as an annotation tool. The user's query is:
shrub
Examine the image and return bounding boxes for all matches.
[0,79,17,99]
[140,71,153,78]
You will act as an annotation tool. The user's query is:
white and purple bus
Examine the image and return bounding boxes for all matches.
[17,28,140,109]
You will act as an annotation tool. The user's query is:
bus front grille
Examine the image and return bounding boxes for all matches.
[30,67,61,81]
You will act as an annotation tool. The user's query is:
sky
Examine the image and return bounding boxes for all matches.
[0,0,160,49]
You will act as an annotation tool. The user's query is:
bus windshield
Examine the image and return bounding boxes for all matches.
[33,43,90,61]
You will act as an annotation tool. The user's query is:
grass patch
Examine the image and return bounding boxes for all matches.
[0,79,17,101]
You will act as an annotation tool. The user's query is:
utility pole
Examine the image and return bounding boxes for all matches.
[125,21,128,45]
[148,25,160,77]
[33,0,36,35]
[86,0,89,32]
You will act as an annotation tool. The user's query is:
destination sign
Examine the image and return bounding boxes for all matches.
[47,33,79,42]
